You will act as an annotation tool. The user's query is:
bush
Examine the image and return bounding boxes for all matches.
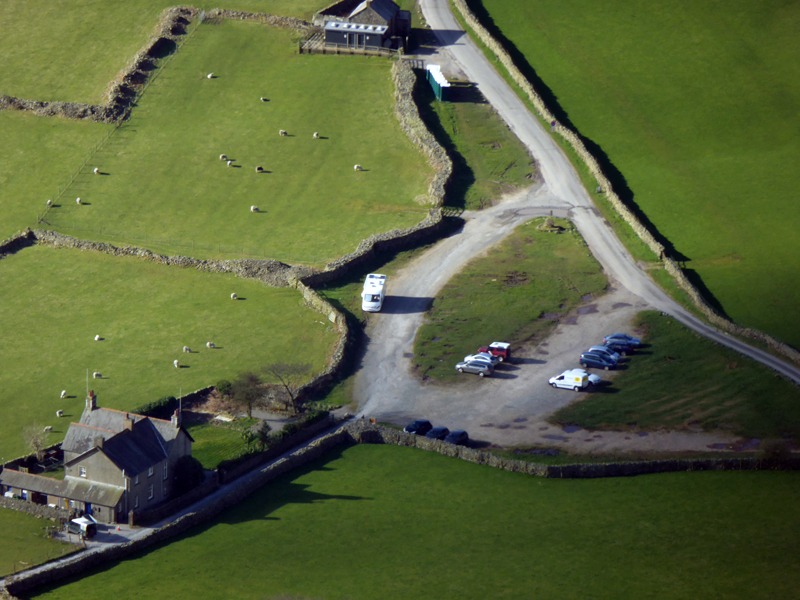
[758,440,792,469]
[133,396,178,420]
[216,379,232,397]
[173,455,205,495]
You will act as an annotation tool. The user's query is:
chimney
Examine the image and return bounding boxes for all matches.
[171,408,181,429]
[94,436,104,449]
[86,391,96,412]
[123,414,134,431]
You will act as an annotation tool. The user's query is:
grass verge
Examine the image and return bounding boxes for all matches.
[0,510,75,578]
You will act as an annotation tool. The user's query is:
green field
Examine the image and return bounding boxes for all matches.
[185,422,249,469]
[553,311,800,440]
[0,510,75,577]
[0,245,337,460]
[414,217,607,381]
[26,444,800,600]
[469,0,800,349]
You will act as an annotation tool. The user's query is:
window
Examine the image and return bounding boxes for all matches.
[148,466,154,478]
[134,495,139,508]
[134,474,139,485]
[163,463,168,480]
[148,485,153,501]
[79,467,86,478]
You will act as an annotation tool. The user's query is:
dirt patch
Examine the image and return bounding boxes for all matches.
[503,270,529,286]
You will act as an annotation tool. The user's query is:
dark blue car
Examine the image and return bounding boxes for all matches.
[403,420,432,436]
[602,339,635,356]
[444,430,469,446]
[425,426,450,440]
[579,352,615,370]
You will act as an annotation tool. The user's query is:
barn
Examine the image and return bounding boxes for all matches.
[316,0,411,52]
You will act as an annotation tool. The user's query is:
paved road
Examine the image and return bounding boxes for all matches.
[352,0,800,451]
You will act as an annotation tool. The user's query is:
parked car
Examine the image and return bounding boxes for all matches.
[587,345,620,363]
[603,333,641,347]
[579,352,615,370]
[477,342,511,362]
[549,369,589,390]
[587,373,603,386]
[602,339,635,356]
[425,426,450,440]
[444,430,469,445]
[455,359,494,377]
[464,352,500,365]
[403,419,433,436]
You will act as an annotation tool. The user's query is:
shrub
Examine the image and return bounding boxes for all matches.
[216,379,232,397]
[133,396,178,420]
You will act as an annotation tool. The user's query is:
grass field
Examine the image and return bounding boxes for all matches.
[26,444,800,600]
[414,217,607,381]
[185,422,249,469]
[553,311,800,440]
[38,20,430,265]
[0,510,75,577]
[0,245,337,460]
[468,0,800,349]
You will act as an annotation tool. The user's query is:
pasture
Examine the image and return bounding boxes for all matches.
[414,218,607,381]
[0,510,75,578]
[185,422,249,469]
[25,444,800,600]
[0,245,338,460]
[468,0,800,349]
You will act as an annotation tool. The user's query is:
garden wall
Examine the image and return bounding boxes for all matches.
[448,0,800,365]
[0,497,68,522]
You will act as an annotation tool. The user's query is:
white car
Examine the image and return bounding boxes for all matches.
[549,369,602,390]
[463,352,500,365]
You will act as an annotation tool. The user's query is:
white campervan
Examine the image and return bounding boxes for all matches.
[361,273,387,312]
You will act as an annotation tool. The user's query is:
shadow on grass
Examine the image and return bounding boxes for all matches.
[382,295,434,314]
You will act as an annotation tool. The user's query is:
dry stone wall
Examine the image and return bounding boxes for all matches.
[449,0,800,365]
[0,497,69,522]
[205,8,313,32]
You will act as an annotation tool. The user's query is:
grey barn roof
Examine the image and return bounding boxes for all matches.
[0,469,66,497]
[0,469,124,507]
[349,0,399,22]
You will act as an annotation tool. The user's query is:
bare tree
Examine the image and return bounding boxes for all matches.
[264,363,312,415]
[23,423,50,461]
[229,371,264,419]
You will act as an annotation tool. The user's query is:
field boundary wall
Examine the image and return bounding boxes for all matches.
[448,0,800,365]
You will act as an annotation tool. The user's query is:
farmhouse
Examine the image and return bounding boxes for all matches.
[0,394,193,524]
[315,0,411,52]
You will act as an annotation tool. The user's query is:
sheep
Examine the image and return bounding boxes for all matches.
[56,409,64,417]
[43,426,53,433]
[206,342,216,349]
[260,97,267,102]
[207,73,214,79]
[76,197,82,205]
[92,372,101,379]
[255,166,264,173]
[227,160,233,167]
[231,293,237,300]
[250,206,259,213]
[94,335,101,341]
[93,167,99,175]
[183,345,191,353]
[173,359,180,368]
[59,390,67,399]
[219,154,227,161]
[279,129,287,137]
[313,132,319,139]
[46,199,52,207]
[354,164,363,171]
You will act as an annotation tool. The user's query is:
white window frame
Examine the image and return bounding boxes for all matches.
[134,495,139,509]
[163,463,168,480]
[148,466,154,478]
[134,474,139,485]
[148,485,153,500]
[79,467,86,478]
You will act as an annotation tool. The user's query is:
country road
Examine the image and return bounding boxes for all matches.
[352,0,800,451]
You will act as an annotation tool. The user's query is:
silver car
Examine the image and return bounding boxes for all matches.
[588,345,620,363]
[455,359,494,377]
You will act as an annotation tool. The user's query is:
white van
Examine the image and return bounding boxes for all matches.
[361,274,387,312]
[548,368,590,391]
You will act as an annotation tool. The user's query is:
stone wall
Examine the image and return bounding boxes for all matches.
[0,497,69,522]
[449,0,800,365]
[132,471,219,527]
[205,8,313,32]
[0,230,37,261]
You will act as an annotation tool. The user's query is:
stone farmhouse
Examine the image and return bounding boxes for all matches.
[315,0,411,52]
[0,394,193,524]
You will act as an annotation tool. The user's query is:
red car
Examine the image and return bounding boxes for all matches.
[477,342,511,362]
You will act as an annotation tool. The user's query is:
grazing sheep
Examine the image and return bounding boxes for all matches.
[92,372,101,379]
[44,426,53,433]
[56,409,64,417]
[279,129,287,137]
[174,360,180,368]
[46,199,52,207]
[183,346,191,353]
[59,390,67,399]
[313,132,319,139]
[219,154,227,161]
[227,160,233,167]
[354,164,363,171]
[231,293,237,300]
[260,97,267,102]
[250,206,259,213]
[76,197,82,205]
[255,166,263,173]
[93,167,99,175]
[206,342,216,349]
[94,335,101,341]
[207,73,214,79]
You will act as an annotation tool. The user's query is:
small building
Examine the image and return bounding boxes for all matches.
[0,394,193,524]
[315,0,411,52]
[426,64,451,101]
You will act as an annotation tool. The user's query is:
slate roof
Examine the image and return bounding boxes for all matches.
[0,469,66,497]
[349,0,399,23]
[62,476,125,507]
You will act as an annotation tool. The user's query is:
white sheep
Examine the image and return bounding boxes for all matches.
[46,199,52,207]
[76,197,82,205]
[227,160,233,167]
[43,426,53,433]
[59,390,67,399]
[56,409,64,417]
[92,372,101,379]
[354,164,363,171]
[313,132,319,139]
[260,97,267,102]
[94,335,101,341]
[279,129,287,137]
[174,359,180,368]
[231,293,237,300]
[255,166,264,173]
[93,167,99,175]
[250,206,259,213]
[207,73,214,79]
[206,342,216,349]
[219,154,227,161]
[183,346,191,353]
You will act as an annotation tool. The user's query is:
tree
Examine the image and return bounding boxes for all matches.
[264,363,312,415]
[229,371,264,418]
[23,423,50,462]
[256,420,272,450]
[173,456,205,495]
